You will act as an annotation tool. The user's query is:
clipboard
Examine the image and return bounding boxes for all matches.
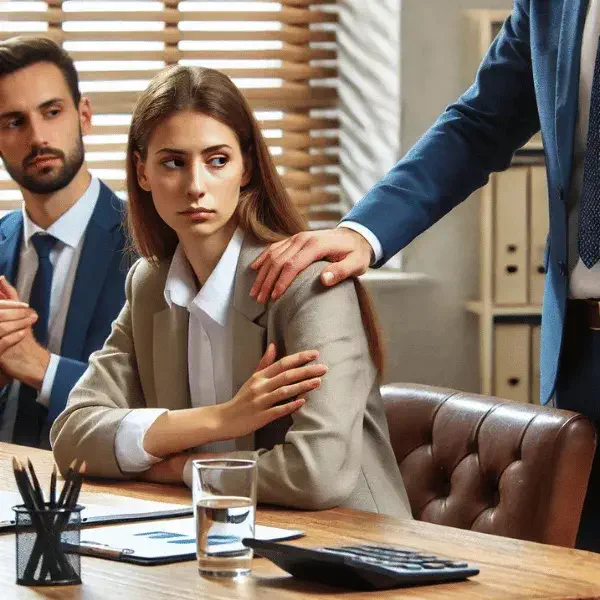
[65,518,305,566]
[0,490,192,533]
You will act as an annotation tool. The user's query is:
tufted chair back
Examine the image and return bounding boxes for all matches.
[381,383,597,547]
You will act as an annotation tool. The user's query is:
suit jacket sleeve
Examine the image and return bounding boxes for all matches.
[50,261,146,479]
[46,357,87,424]
[255,263,378,510]
[343,0,538,265]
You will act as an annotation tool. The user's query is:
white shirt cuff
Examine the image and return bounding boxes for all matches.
[115,409,168,473]
[338,222,383,265]
[37,353,60,408]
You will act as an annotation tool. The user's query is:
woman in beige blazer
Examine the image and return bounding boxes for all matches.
[50,66,412,518]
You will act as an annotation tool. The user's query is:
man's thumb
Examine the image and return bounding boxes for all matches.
[320,256,360,287]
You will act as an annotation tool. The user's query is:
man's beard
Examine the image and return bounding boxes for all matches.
[3,136,85,195]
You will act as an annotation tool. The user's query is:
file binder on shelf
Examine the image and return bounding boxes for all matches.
[493,324,531,404]
[529,167,549,305]
[494,169,528,305]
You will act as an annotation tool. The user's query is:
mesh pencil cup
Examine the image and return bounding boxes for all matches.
[13,503,83,586]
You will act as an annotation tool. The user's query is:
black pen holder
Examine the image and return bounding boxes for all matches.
[13,504,83,586]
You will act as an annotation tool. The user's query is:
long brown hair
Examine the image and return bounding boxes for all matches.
[126,65,384,376]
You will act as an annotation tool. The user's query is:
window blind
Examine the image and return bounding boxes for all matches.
[0,0,340,225]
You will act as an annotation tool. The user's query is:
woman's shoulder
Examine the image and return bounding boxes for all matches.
[126,257,171,299]
[271,260,358,313]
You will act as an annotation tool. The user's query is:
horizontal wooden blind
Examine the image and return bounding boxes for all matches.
[0,0,340,225]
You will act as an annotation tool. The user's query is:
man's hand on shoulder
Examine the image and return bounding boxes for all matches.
[250,228,373,303]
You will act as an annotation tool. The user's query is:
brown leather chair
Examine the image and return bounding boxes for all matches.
[381,383,597,547]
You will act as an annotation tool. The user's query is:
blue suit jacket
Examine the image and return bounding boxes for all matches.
[0,180,128,428]
[343,0,588,408]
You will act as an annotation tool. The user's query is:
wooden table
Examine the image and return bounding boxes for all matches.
[1,442,600,599]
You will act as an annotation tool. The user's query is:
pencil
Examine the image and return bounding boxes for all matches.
[50,466,57,509]
[13,458,73,582]
[66,461,86,509]
[57,458,79,508]
[39,460,85,582]
[27,458,45,508]
[13,459,61,580]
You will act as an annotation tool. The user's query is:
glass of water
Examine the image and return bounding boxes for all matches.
[192,458,257,577]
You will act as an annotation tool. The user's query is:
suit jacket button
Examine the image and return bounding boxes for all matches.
[558,261,567,276]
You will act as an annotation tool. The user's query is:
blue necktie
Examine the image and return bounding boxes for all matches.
[579,39,600,268]
[29,233,58,345]
[13,233,57,447]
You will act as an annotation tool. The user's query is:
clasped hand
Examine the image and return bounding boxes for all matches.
[0,276,49,389]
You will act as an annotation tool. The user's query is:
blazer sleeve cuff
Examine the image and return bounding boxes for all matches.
[114,409,166,473]
[47,357,88,424]
[37,353,60,408]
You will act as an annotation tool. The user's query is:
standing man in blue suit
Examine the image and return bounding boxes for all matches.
[250,2,600,550]
[0,37,127,449]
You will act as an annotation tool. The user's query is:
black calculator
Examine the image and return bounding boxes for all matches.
[242,539,479,591]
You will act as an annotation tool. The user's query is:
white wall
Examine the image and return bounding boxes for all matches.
[338,0,401,210]
[365,0,512,391]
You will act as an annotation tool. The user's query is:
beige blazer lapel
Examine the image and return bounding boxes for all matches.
[153,304,191,410]
[231,235,268,451]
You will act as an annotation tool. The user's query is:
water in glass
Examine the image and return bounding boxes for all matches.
[195,495,255,576]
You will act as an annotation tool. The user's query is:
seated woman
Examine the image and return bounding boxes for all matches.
[51,66,412,517]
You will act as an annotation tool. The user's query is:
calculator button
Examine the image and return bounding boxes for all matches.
[396,563,423,571]
[421,562,448,570]
[360,557,381,564]
[323,548,362,556]
[445,561,468,568]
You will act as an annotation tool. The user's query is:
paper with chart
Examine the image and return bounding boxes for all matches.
[77,517,304,559]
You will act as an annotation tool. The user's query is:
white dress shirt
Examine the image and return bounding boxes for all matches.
[569,0,600,297]
[0,177,100,441]
[342,2,600,296]
[338,221,383,264]
[114,227,245,473]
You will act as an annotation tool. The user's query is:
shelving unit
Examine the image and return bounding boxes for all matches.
[465,10,547,404]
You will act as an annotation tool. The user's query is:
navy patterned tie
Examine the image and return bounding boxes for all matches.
[13,232,57,447]
[28,233,58,345]
[579,39,600,268]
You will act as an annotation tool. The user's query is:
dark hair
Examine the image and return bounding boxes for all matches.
[0,37,81,107]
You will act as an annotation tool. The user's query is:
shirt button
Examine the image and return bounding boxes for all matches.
[558,261,567,276]
[557,186,564,202]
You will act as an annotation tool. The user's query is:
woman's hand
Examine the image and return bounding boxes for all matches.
[215,343,327,440]
[137,452,224,484]
[142,344,326,458]
[137,453,189,484]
